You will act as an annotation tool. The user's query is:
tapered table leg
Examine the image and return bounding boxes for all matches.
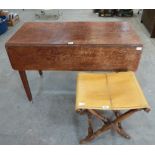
[19,71,32,102]
[38,70,43,76]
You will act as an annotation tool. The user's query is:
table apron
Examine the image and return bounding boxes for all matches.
[6,46,141,71]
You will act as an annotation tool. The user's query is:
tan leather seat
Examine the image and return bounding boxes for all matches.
[76,71,150,110]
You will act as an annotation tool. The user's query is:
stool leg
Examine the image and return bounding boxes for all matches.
[80,111,94,144]
[79,109,141,144]
[88,113,94,136]
[113,111,131,139]
[80,110,113,144]
[88,109,110,124]
[80,121,113,144]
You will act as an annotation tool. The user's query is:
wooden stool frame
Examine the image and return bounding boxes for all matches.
[77,108,150,144]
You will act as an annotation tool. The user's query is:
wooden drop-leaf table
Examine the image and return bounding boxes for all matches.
[5,22,143,101]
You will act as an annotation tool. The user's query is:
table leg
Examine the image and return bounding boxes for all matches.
[38,70,43,76]
[19,71,32,102]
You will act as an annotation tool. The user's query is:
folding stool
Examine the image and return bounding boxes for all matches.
[76,72,150,144]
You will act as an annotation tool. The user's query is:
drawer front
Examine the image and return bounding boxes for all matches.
[6,46,142,71]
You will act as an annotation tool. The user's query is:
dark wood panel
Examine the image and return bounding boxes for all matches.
[7,46,141,71]
[141,10,155,38]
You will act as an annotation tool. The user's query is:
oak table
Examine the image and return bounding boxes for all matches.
[5,22,143,102]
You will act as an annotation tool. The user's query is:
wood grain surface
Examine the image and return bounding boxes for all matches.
[6,45,141,71]
[6,22,142,46]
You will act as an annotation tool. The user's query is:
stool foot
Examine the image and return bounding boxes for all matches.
[80,111,94,144]
[113,123,131,139]
[113,110,131,139]
[80,136,93,144]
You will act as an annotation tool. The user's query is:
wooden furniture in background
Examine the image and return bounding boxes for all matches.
[5,22,143,101]
[93,9,133,17]
[76,72,150,144]
[141,9,155,38]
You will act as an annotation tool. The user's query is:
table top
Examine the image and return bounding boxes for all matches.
[6,22,142,47]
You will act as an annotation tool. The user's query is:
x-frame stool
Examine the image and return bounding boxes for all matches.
[76,72,150,144]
